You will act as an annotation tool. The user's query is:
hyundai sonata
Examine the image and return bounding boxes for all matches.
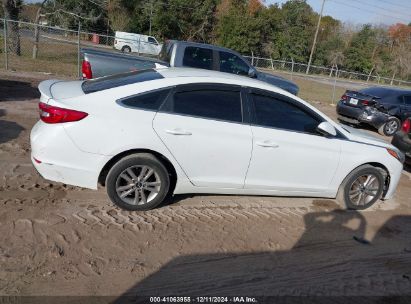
[31,68,404,211]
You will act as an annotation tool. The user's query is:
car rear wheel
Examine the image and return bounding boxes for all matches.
[121,46,131,53]
[337,165,384,210]
[106,153,170,211]
[379,117,400,136]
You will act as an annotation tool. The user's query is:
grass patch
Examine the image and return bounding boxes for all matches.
[5,36,78,77]
[293,77,346,105]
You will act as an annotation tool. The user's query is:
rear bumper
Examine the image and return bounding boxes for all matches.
[30,121,110,189]
[336,101,387,129]
[392,131,411,164]
[31,155,100,189]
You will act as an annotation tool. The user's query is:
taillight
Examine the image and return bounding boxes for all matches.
[39,102,88,124]
[361,100,369,105]
[341,94,348,101]
[402,119,411,133]
[82,60,93,79]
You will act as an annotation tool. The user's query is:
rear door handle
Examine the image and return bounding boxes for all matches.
[256,141,279,148]
[165,129,192,136]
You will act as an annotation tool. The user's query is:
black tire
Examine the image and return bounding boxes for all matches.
[378,117,401,136]
[336,165,385,210]
[121,46,131,53]
[106,153,170,211]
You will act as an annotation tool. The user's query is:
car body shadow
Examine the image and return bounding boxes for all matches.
[0,109,25,144]
[114,210,411,300]
[0,79,40,102]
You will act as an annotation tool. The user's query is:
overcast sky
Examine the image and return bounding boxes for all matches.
[24,0,411,25]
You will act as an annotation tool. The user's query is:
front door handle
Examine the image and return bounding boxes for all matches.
[165,129,192,136]
[256,141,279,148]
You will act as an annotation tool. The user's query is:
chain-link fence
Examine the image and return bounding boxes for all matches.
[0,18,161,78]
[0,19,79,77]
[243,55,411,104]
[243,56,411,88]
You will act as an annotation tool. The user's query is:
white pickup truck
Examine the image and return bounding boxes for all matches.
[114,31,162,56]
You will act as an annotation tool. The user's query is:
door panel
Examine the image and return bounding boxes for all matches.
[246,127,341,191]
[153,85,252,189]
[245,90,341,192]
[153,113,252,188]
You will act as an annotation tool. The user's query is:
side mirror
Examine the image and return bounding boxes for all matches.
[317,122,337,137]
[248,68,257,78]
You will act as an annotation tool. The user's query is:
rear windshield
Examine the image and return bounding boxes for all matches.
[158,41,174,63]
[82,69,164,94]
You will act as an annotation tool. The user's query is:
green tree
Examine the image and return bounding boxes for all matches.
[275,0,316,62]
[344,24,376,73]
[215,1,264,55]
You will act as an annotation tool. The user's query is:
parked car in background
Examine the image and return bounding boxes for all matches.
[31,68,403,212]
[81,41,299,95]
[114,31,162,55]
[392,118,411,164]
[337,87,411,136]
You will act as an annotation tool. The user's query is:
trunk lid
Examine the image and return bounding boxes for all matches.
[341,90,380,108]
[38,79,85,102]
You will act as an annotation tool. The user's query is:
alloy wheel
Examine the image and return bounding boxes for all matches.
[384,120,399,135]
[115,165,161,206]
[348,174,381,207]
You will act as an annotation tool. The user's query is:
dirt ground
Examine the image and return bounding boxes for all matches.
[0,71,411,298]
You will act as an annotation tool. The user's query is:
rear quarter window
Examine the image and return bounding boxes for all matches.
[118,89,170,111]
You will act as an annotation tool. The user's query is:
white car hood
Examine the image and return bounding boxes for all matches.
[341,124,392,148]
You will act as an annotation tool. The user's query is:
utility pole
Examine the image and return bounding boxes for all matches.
[77,21,81,79]
[306,0,325,74]
[149,2,153,36]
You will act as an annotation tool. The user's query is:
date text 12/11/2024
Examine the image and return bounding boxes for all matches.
[149,297,258,303]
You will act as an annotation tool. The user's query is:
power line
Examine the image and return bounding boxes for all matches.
[328,0,410,22]
[373,0,411,11]
[347,0,411,19]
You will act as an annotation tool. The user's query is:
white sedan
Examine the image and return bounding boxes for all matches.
[30,68,404,211]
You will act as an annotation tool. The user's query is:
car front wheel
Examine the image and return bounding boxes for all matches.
[106,153,170,211]
[337,165,385,210]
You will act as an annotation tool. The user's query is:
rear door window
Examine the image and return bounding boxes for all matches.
[183,47,213,70]
[163,85,242,123]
